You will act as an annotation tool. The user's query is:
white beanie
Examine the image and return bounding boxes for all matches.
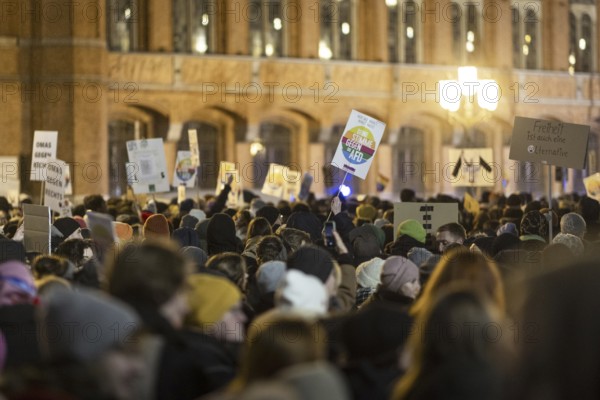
[256,261,287,295]
[355,257,384,289]
[189,209,206,223]
[275,270,328,316]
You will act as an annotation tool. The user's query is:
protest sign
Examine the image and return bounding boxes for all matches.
[23,204,51,254]
[261,164,302,201]
[331,110,386,180]
[30,131,58,181]
[463,192,481,215]
[126,138,170,193]
[172,151,197,188]
[394,203,459,239]
[0,156,20,205]
[583,173,600,202]
[43,159,68,215]
[509,117,589,169]
[448,148,494,187]
[188,129,200,168]
[216,162,241,207]
[87,211,117,249]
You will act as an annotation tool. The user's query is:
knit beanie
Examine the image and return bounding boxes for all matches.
[356,204,378,222]
[42,288,140,362]
[189,209,206,222]
[380,256,420,299]
[275,269,328,316]
[407,247,434,267]
[172,227,200,248]
[560,212,586,238]
[53,217,80,238]
[496,222,518,237]
[113,222,133,242]
[552,233,584,256]
[355,257,384,289]
[520,210,549,239]
[396,219,426,243]
[286,246,334,283]
[180,246,208,271]
[256,260,287,295]
[143,214,170,239]
[186,274,242,326]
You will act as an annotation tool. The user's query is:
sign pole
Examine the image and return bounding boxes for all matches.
[40,181,45,206]
[196,166,201,207]
[547,164,553,242]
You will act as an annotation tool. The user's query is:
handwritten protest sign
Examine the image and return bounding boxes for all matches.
[30,131,58,181]
[509,117,589,169]
[216,162,241,207]
[44,159,68,215]
[172,151,197,188]
[261,164,301,201]
[188,129,200,168]
[331,110,386,179]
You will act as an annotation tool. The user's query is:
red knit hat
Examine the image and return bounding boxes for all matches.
[143,214,170,239]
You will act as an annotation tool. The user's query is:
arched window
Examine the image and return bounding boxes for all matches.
[393,127,424,195]
[107,0,143,52]
[249,0,285,57]
[569,1,595,73]
[319,0,354,60]
[108,120,146,197]
[387,0,421,63]
[177,122,220,189]
[451,2,481,64]
[253,122,292,188]
[511,1,541,69]
[173,0,216,54]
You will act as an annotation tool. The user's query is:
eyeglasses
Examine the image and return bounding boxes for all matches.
[0,275,36,297]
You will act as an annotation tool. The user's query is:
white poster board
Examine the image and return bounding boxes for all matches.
[126,138,170,194]
[394,202,459,239]
[188,129,200,168]
[331,110,386,180]
[43,159,68,215]
[172,151,197,188]
[216,161,242,208]
[0,156,20,206]
[23,204,51,254]
[448,148,494,187]
[30,130,58,181]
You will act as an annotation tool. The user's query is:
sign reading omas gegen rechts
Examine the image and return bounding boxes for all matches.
[509,117,590,169]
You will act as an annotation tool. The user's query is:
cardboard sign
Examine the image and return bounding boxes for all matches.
[188,129,200,168]
[448,148,494,187]
[126,138,170,194]
[509,117,590,169]
[394,202,459,239]
[261,164,301,201]
[44,159,68,215]
[216,162,241,208]
[87,211,117,248]
[0,156,20,206]
[172,151,197,188]
[30,130,58,181]
[23,204,51,254]
[331,110,386,180]
[583,173,600,202]
[463,192,480,215]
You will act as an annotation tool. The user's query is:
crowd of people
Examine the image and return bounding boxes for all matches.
[0,183,599,400]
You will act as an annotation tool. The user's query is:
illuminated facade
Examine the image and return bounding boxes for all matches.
[1,0,599,199]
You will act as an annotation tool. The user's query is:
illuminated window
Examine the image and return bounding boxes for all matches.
[569,1,596,73]
[173,0,215,54]
[512,1,541,69]
[387,0,421,63]
[249,0,285,57]
[320,0,354,60]
[450,2,481,64]
[107,0,142,52]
